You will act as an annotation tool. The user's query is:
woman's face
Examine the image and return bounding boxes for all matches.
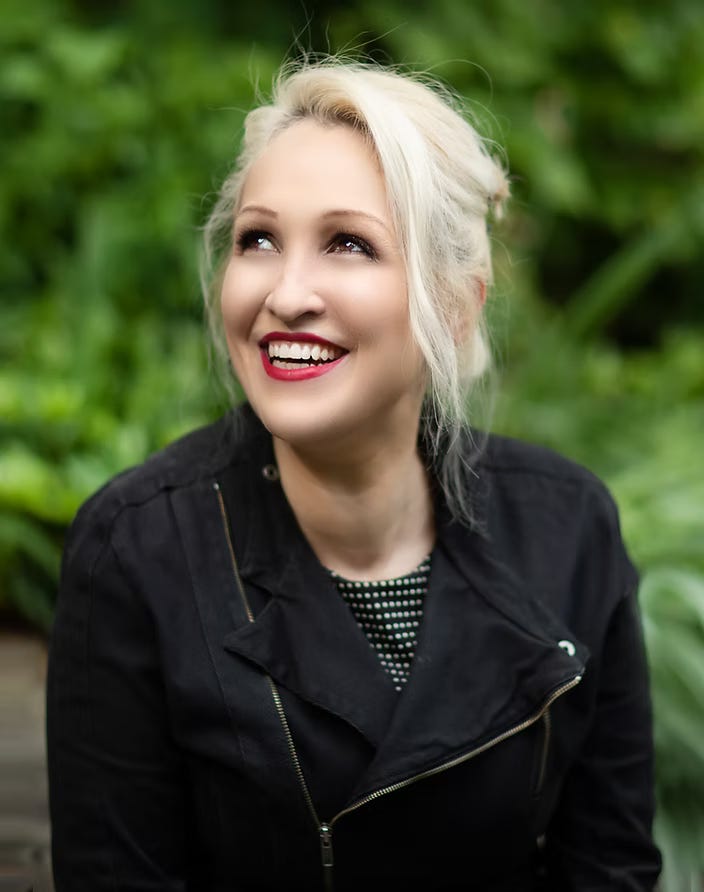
[220,119,426,453]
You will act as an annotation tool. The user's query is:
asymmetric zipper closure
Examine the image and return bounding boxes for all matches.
[214,482,581,891]
[214,483,334,888]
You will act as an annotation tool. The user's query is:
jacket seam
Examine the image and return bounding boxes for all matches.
[479,462,604,489]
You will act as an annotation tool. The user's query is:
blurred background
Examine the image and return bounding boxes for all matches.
[1,0,702,889]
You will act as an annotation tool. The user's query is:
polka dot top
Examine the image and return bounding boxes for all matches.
[328,554,431,692]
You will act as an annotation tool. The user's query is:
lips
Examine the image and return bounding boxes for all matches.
[258,332,348,381]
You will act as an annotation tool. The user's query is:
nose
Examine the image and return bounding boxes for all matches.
[264,257,325,323]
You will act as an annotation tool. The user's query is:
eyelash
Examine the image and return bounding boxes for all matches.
[235,229,273,252]
[330,233,377,259]
[234,229,377,260]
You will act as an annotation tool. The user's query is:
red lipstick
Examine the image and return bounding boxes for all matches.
[259,331,348,382]
[258,331,343,347]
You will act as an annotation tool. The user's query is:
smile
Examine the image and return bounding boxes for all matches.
[267,340,345,367]
[259,334,348,381]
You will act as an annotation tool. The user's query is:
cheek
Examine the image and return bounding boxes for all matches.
[375,291,417,352]
[219,261,259,337]
[336,267,411,337]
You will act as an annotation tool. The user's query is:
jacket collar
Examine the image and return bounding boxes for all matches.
[221,417,400,746]
[219,408,588,792]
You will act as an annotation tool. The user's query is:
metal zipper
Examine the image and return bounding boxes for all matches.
[534,708,551,797]
[214,481,581,890]
[214,483,333,889]
[214,485,319,820]
[328,674,580,827]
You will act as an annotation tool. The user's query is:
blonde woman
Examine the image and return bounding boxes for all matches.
[47,59,661,890]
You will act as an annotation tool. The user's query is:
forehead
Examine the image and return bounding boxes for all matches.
[239,119,390,218]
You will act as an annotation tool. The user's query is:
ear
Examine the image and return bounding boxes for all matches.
[452,279,486,345]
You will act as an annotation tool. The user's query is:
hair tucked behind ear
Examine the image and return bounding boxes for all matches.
[202,56,509,526]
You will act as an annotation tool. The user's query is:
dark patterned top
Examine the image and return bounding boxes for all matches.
[328,555,431,692]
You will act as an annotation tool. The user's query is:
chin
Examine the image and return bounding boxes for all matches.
[252,401,333,446]
[253,398,373,454]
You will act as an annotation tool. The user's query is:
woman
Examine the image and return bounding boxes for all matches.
[47,59,661,890]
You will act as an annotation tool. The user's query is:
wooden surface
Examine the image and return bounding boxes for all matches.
[0,634,53,892]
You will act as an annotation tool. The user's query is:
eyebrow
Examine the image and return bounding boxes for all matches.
[237,204,391,234]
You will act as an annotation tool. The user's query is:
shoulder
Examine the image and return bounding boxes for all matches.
[458,435,640,654]
[63,406,261,562]
[478,431,601,486]
[473,432,635,595]
[476,431,618,518]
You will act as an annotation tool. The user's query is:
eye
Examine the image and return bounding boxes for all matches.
[328,232,377,260]
[235,229,277,253]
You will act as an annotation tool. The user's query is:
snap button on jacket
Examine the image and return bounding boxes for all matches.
[47,406,661,890]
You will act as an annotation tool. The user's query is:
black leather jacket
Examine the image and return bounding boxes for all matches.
[47,406,661,891]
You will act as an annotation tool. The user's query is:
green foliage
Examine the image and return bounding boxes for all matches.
[330,0,704,341]
[1,0,263,621]
[2,0,702,886]
[490,310,704,886]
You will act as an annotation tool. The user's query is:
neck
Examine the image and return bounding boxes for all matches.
[273,428,435,581]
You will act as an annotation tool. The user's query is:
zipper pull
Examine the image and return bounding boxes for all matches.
[319,822,334,868]
[319,823,334,891]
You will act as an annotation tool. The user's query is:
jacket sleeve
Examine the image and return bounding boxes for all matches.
[542,577,662,890]
[47,503,192,891]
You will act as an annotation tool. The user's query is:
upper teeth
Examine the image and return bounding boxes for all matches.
[267,341,341,362]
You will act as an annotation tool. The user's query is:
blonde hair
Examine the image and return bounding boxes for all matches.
[202,58,509,525]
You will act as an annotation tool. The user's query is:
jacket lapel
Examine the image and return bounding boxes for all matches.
[349,503,589,799]
[222,553,400,748]
[220,438,399,749]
